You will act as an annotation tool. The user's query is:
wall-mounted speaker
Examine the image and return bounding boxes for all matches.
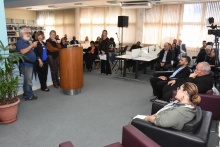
[118,16,129,27]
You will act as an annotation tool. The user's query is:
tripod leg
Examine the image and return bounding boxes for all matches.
[135,61,139,79]
[123,59,127,77]
[112,60,118,70]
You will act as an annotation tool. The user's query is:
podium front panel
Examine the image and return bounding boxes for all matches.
[59,47,83,94]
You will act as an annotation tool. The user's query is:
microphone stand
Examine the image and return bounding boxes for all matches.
[114,32,123,74]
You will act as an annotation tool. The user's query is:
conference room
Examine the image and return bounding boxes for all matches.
[0,0,220,147]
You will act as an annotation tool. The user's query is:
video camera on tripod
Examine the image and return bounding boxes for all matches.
[207,17,220,37]
[207,17,220,81]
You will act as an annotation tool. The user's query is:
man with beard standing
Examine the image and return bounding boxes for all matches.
[16,26,38,100]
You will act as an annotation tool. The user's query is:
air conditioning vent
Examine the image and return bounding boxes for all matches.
[120,1,153,9]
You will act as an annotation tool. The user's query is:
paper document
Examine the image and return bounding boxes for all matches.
[132,114,147,120]
[131,49,141,58]
[99,54,107,60]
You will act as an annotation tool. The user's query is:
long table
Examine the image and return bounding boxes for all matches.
[115,55,157,79]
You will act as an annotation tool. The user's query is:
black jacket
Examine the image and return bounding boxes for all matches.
[157,49,172,64]
[70,40,79,44]
[34,41,47,60]
[176,74,213,93]
[99,38,110,54]
[86,47,99,56]
[196,49,206,63]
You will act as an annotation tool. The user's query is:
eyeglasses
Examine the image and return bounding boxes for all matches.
[24,32,31,34]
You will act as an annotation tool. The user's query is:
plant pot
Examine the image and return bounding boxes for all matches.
[0,98,20,124]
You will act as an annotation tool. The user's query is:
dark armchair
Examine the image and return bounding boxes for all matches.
[153,70,174,77]
[104,125,160,147]
[131,100,212,147]
[59,141,74,147]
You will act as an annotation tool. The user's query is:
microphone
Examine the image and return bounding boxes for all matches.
[116,32,117,35]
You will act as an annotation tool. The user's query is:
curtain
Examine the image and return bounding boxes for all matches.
[36,11,55,39]
[36,2,220,51]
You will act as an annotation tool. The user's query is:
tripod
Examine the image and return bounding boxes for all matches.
[213,36,220,87]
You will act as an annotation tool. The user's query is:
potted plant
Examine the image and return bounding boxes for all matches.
[0,40,23,124]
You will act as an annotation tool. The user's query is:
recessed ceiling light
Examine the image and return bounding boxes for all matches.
[107,1,118,4]
[74,3,88,6]
[48,5,60,8]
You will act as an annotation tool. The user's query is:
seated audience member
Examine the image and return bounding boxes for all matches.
[63,34,69,45]
[94,41,100,69]
[109,37,117,63]
[172,39,177,44]
[60,38,68,48]
[171,43,180,68]
[130,41,142,51]
[162,62,213,102]
[126,41,142,70]
[177,39,187,58]
[84,36,89,43]
[154,43,172,71]
[64,34,68,41]
[196,45,211,64]
[70,36,79,44]
[55,35,60,40]
[150,56,191,99]
[84,41,99,71]
[134,82,200,131]
[200,40,206,50]
[96,36,101,42]
[206,49,217,75]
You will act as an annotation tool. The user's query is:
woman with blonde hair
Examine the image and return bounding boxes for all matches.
[46,30,61,88]
[134,82,201,130]
[99,30,111,75]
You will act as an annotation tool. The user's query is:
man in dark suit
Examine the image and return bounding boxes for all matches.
[196,45,212,63]
[154,43,172,71]
[150,56,191,100]
[70,36,79,44]
[162,62,213,102]
[130,41,142,51]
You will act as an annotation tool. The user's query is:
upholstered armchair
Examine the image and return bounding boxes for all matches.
[173,90,220,120]
[131,100,212,147]
[59,141,74,147]
[104,125,160,147]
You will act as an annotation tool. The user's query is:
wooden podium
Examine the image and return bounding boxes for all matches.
[59,47,83,95]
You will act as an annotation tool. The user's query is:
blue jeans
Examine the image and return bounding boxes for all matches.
[109,52,117,63]
[21,65,34,98]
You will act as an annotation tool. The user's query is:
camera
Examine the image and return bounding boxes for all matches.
[207,17,220,37]
[208,29,220,37]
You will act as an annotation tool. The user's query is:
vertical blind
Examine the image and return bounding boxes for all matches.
[37,2,220,50]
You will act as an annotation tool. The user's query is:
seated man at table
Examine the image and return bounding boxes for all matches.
[150,56,191,100]
[127,41,143,71]
[70,36,79,45]
[162,62,213,102]
[130,41,142,51]
[154,43,172,71]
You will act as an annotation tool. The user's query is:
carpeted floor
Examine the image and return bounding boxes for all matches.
[0,68,219,147]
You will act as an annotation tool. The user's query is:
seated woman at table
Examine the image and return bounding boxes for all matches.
[60,37,68,48]
[84,41,99,71]
[133,82,201,130]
